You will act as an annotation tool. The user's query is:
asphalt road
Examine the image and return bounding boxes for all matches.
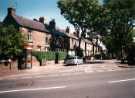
[0,68,135,98]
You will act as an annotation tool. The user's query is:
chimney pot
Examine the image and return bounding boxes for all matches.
[39,17,44,24]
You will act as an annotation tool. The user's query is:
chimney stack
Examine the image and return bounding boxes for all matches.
[39,17,44,24]
[8,7,16,15]
[65,26,70,33]
[33,18,38,21]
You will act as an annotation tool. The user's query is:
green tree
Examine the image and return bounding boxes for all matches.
[0,25,25,60]
[48,19,57,50]
[133,29,135,37]
[102,36,115,58]
[103,0,135,58]
[57,0,100,48]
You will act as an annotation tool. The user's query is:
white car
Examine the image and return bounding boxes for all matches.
[64,56,83,65]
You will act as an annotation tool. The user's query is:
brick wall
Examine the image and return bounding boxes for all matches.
[20,27,51,51]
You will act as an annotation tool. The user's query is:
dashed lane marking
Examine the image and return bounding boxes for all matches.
[108,78,135,83]
[0,86,67,94]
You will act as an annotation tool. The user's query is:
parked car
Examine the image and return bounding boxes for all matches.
[64,56,83,65]
[0,59,11,66]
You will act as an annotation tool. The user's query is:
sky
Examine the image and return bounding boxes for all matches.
[0,0,102,31]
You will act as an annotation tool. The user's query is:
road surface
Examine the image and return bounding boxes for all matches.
[0,68,135,98]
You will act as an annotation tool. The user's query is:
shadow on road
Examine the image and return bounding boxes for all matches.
[114,60,135,68]
[85,60,104,64]
[63,60,105,66]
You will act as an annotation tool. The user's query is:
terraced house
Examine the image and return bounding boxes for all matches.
[2,7,102,69]
[3,8,51,51]
[3,8,52,68]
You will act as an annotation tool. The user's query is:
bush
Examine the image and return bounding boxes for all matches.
[58,51,67,60]
[32,51,67,62]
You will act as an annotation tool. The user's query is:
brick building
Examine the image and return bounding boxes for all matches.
[3,8,52,68]
[2,7,103,68]
[3,8,51,52]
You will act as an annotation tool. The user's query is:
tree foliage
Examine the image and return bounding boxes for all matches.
[58,0,135,59]
[57,0,101,48]
[0,25,25,60]
[103,0,135,58]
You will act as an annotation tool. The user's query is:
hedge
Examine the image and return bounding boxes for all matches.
[58,51,67,60]
[32,51,67,62]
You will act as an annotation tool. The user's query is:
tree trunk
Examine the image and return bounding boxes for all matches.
[78,37,82,49]
[93,44,95,55]
[78,30,85,49]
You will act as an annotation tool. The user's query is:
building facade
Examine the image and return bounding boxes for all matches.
[3,8,52,68]
[3,8,51,52]
[2,7,103,68]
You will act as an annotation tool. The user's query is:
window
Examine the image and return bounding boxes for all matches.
[28,30,32,42]
[45,37,49,44]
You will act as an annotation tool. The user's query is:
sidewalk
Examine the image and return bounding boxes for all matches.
[0,60,132,78]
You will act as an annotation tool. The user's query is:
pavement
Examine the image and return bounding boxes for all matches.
[0,59,134,80]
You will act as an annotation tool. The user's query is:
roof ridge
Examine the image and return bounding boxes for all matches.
[11,14,49,33]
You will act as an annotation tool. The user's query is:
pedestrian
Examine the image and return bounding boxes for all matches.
[8,58,12,70]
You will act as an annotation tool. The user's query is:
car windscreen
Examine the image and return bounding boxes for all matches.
[67,57,75,59]
[77,57,82,59]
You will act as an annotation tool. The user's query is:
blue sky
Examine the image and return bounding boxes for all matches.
[0,0,102,30]
[0,0,73,30]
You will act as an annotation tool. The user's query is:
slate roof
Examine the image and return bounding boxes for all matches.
[53,30,67,37]
[3,8,49,33]
[11,14,49,33]
[45,23,68,37]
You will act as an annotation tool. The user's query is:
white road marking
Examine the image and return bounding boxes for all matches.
[0,86,67,94]
[108,78,135,83]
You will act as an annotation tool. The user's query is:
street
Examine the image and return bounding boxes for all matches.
[0,68,135,98]
[0,0,135,97]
